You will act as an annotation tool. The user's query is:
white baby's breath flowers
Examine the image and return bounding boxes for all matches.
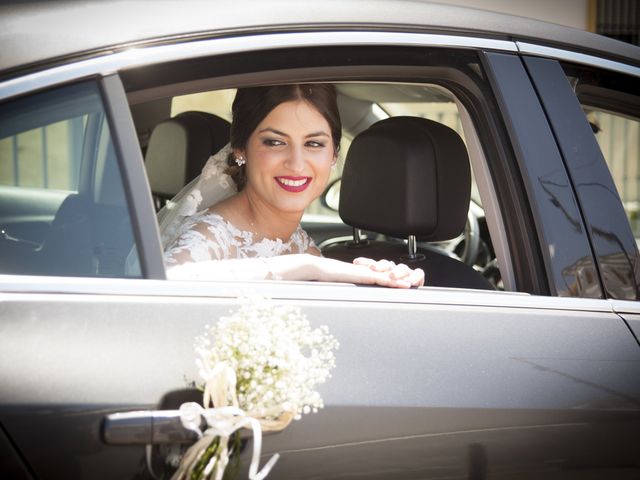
[195,297,339,420]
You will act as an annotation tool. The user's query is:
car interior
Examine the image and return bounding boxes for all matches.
[145,110,230,211]
[322,115,493,290]
[130,82,503,290]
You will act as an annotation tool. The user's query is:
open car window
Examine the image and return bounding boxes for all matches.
[138,82,507,291]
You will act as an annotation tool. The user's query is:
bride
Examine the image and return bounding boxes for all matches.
[161,84,424,288]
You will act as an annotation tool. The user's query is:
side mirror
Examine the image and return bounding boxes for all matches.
[321,178,341,212]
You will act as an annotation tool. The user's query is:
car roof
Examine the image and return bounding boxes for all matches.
[1,0,639,76]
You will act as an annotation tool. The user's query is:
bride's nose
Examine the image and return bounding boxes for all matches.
[284,146,305,172]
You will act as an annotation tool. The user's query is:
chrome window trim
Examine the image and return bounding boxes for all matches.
[0,274,616,313]
[611,300,640,314]
[516,41,640,78]
[0,31,518,102]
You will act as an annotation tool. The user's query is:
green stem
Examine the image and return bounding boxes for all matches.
[222,434,243,480]
[190,436,221,480]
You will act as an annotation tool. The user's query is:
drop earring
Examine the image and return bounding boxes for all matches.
[235,155,246,167]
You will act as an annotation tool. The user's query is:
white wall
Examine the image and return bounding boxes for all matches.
[434,0,589,30]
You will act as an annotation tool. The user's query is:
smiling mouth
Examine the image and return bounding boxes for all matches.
[275,176,312,192]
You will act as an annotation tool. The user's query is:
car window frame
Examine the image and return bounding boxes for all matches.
[122,47,561,296]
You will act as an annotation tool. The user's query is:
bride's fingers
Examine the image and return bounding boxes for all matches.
[389,263,412,279]
[353,257,396,272]
[353,257,376,267]
[352,258,424,288]
[384,265,424,288]
[371,259,396,272]
[409,267,425,287]
[373,270,412,288]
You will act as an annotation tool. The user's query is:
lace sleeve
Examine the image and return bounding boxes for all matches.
[164,212,238,266]
[164,214,318,280]
[164,214,275,281]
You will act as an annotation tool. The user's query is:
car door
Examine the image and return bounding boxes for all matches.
[0,75,162,478]
[1,31,639,480]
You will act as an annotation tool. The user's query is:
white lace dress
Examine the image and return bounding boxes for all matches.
[164,210,317,280]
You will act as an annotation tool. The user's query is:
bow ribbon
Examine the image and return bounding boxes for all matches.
[171,363,293,480]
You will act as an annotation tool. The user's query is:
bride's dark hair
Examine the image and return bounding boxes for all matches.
[225,84,341,191]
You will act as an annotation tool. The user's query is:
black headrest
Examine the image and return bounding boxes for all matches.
[145,111,230,197]
[339,116,470,242]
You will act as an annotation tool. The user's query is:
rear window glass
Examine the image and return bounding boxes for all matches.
[0,82,141,278]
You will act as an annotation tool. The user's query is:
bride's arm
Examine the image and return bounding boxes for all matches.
[164,219,423,287]
[167,254,424,288]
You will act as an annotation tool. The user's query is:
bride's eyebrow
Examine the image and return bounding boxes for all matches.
[306,131,330,138]
[257,127,329,138]
[258,127,288,137]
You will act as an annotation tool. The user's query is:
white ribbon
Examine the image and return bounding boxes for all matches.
[171,403,280,480]
[171,363,291,480]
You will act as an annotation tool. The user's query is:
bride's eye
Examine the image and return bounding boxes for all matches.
[306,140,326,148]
[263,138,285,147]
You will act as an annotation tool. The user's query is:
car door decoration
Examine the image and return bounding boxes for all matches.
[172,297,339,480]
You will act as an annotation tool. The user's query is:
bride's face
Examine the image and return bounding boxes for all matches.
[240,100,336,215]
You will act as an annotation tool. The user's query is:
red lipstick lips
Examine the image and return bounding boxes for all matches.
[275,176,311,192]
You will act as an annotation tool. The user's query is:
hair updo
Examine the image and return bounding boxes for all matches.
[225,84,342,191]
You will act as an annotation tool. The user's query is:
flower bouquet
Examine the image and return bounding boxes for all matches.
[172,297,339,480]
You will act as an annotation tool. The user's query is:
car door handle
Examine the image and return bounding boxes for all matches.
[101,410,201,445]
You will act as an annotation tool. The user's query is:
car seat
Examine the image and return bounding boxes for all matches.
[35,139,137,277]
[145,111,230,210]
[322,116,494,290]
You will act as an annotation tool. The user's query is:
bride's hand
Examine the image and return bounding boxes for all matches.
[310,255,424,288]
[352,257,425,288]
